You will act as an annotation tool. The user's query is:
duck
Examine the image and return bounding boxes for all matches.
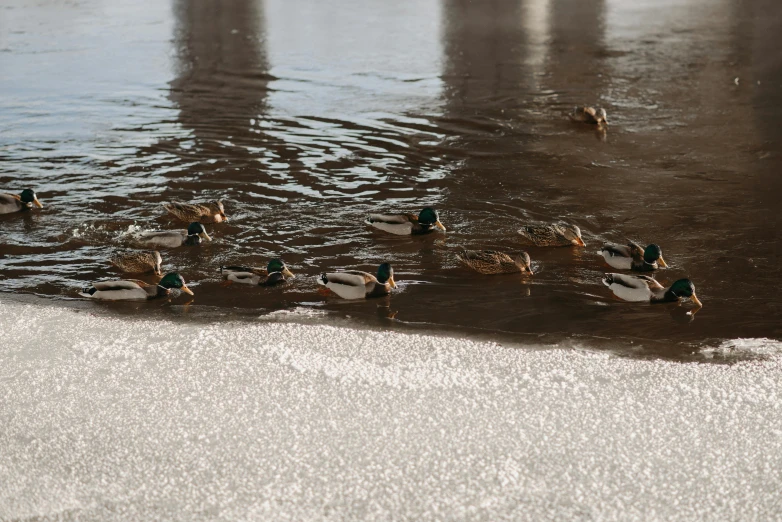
[79,272,194,301]
[316,263,396,299]
[163,200,227,223]
[602,273,702,308]
[456,249,533,275]
[366,207,445,236]
[220,258,295,286]
[599,241,667,271]
[518,223,585,247]
[133,222,211,248]
[0,189,43,214]
[109,250,163,276]
[570,106,608,125]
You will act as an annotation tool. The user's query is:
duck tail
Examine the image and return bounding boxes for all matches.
[316,273,328,286]
[80,285,97,297]
[602,274,614,287]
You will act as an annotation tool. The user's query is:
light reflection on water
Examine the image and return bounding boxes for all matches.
[1,0,781,359]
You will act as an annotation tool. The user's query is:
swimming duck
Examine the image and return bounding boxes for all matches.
[163,200,227,223]
[570,106,608,125]
[599,241,667,271]
[0,189,43,214]
[456,249,533,275]
[316,263,396,299]
[602,273,702,308]
[109,250,163,276]
[366,207,445,236]
[518,223,585,247]
[220,258,295,286]
[133,222,211,248]
[79,272,193,301]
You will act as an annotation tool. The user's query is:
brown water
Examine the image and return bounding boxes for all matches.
[1,0,781,359]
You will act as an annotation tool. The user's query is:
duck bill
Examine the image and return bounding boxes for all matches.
[657,256,668,268]
[388,276,397,289]
[199,231,212,241]
[33,197,44,208]
[181,285,195,296]
[690,293,702,308]
[220,213,228,222]
[435,221,446,231]
[525,266,534,275]
[154,267,163,276]
[282,267,295,279]
[575,237,586,247]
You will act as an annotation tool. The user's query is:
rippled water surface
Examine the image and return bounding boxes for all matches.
[1,0,781,358]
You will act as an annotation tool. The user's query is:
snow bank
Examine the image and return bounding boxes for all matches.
[1,298,781,521]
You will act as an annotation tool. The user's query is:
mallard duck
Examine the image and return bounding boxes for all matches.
[79,272,193,300]
[570,106,608,125]
[133,222,211,248]
[0,189,43,214]
[220,258,295,286]
[518,223,585,247]
[602,273,702,308]
[456,249,533,275]
[109,250,163,276]
[163,200,227,223]
[599,241,667,271]
[316,263,396,299]
[366,207,446,236]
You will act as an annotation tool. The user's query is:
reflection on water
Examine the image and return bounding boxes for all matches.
[1,0,781,359]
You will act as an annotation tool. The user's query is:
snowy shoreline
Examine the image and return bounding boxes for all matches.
[1,298,781,520]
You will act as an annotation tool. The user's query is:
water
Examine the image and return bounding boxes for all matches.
[1,0,781,358]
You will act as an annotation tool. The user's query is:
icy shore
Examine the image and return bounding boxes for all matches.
[1,298,781,520]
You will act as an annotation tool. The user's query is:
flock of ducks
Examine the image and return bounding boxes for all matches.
[1,106,702,312]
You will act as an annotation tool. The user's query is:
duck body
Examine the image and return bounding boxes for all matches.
[518,224,585,247]
[109,250,163,276]
[133,222,210,248]
[366,207,445,236]
[0,189,43,214]
[602,273,702,308]
[599,241,667,272]
[164,201,227,223]
[220,258,294,286]
[316,263,396,299]
[80,272,193,301]
[570,106,608,125]
[456,249,533,275]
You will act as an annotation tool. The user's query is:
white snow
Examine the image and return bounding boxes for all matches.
[1,297,781,521]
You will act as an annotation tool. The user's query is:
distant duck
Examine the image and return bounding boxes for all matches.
[220,258,295,286]
[109,250,163,276]
[599,241,667,271]
[366,207,445,236]
[602,274,702,308]
[80,272,193,301]
[316,263,396,299]
[133,222,211,248]
[518,223,585,247]
[0,189,43,214]
[570,106,608,125]
[456,249,533,275]
[164,200,227,223]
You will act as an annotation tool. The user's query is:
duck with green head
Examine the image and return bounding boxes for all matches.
[0,189,43,214]
[133,222,211,248]
[599,241,667,271]
[456,249,533,275]
[316,263,396,299]
[79,272,194,300]
[602,274,702,309]
[220,258,295,286]
[366,207,446,236]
